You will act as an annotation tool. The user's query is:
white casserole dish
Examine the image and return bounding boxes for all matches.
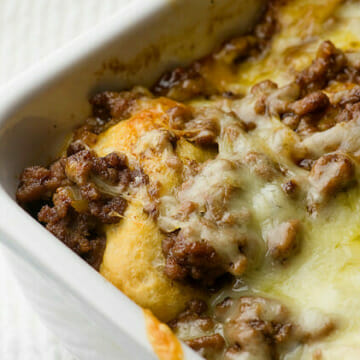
[0,1,265,359]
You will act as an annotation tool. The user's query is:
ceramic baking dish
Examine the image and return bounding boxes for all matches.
[0,0,265,358]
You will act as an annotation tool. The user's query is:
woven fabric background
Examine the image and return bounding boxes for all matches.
[0,1,132,359]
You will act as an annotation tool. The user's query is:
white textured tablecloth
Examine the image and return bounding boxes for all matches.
[0,1,133,359]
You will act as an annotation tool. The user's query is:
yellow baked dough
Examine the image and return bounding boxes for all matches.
[93,99,210,321]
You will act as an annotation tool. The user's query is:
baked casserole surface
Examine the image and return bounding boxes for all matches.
[16,0,360,358]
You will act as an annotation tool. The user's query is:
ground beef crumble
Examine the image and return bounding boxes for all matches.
[162,231,224,285]
[170,296,335,360]
[169,299,226,360]
[16,143,143,270]
[256,41,360,137]
[153,0,283,101]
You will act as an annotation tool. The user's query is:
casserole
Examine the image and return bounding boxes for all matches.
[0,0,264,359]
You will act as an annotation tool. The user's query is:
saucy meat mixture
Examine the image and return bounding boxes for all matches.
[16,0,360,359]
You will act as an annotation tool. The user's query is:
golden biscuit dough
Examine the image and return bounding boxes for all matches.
[93,99,207,321]
[143,309,183,360]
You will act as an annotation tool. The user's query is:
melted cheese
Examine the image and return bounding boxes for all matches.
[93,1,360,358]
[201,1,360,358]
[202,0,360,91]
